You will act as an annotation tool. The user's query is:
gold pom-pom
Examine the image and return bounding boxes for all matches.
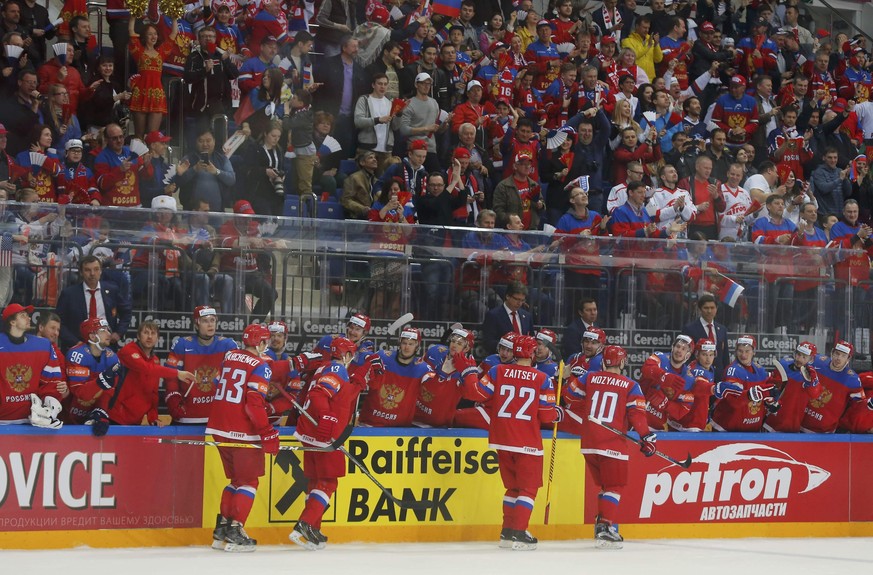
[127,0,148,18]
[159,0,186,20]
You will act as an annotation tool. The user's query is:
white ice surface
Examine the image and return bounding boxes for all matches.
[3,538,873,575]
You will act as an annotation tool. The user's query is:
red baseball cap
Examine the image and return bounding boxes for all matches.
[2,303,34,322]
[700,22,715,33]
[832,98,848,113]
[234,200,255,215]
[453,147,471,159]
[409,139,429,152]
[730,75,747,87]
[145,131,171,145]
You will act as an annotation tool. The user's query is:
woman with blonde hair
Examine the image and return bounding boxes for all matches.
[609,98,643,150]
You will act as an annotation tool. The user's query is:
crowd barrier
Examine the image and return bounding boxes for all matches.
[1,426,871,549]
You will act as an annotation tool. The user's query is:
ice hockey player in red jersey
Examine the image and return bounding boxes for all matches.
[359,327,435,427]
[0,304,64,428]
[763,341,822,432]
[560,327,606,435]
[668,339,717,431]
[839,370,873,433]
[205,323,278,553]
[711,335,776,432]
[464,335,559,551]
[415,327,477,427]
[565,345,655,550]
[289,337,358,551]
[165,306,239,424]
[65,318,120,429]
[801,341,866,433]
[640,335,695,431]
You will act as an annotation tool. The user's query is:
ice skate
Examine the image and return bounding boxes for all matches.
[289,520,326,550]
[511,530,538,551]
[223,521,257,553]
[211,514,229,550]
[594,520,623,550]
[499,528,514,549]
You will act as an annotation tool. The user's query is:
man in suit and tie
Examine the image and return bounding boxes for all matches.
[681,293,728,379]
[562,297,599,360]
[56,255,132,351]
[482,281,533,353]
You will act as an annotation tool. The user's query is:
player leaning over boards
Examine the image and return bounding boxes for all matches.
[290,337,359,551]
[565,345,656,549]
[206,324,278,553]
[458,335,560,551]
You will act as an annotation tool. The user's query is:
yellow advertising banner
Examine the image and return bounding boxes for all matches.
[202,431,588,542]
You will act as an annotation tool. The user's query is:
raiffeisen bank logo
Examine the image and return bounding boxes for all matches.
[640,443,831,521]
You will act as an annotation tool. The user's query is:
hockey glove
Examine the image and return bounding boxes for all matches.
[314,414,339,444]
[570,364,587,378]
[714,380,743,399]
[291,351,322,373]
[640,432,657,457]
[867,397,873,411]
[365,353,384,379]
[164,391,187,421]
[801,366,819,389]
[553,405,565,423]
[748,385,773,403]
[660,373,686,399]
[96,371,115,390]
[260,427,280,456]
[87,408,110,437]
[764,398,781,415]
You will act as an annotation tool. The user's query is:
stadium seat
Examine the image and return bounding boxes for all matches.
[283,197,300,218]
[339,159,356,176]
[317,201,344,219]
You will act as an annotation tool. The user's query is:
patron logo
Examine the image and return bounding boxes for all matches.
[640,443,831,521]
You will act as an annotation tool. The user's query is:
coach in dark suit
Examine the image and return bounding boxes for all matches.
[56,255,132,351]
[562,297,599,360]
[482,281,533,353]
[681,293,729,379]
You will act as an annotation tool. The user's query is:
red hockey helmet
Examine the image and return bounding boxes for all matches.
[348,312,371,332]
[268,320,288,334]
[498,332,517,350]
[399,327,421,342]
[833,340,854,357]
[193,305,217,321]
[796,341,817,357]
[602,345,628,368]
[330,336,357,359]
[697,338,717,352]
[451,327,475,348]
[513,335,538,359]
[736,334,757,349]
[583,327,607,344]
[242,323,270,347]
[536,328,557,345]
[80,317,110,342]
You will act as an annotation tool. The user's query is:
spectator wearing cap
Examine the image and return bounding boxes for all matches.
[237,35,280,96]
[451,79,495,135]
[446,146,484,226]
[354,72,401,173]
[314,0,354,58]
[58,139,100,205]
[689,21,733,79]
[493,150,543,230]
[183,26,240,138]
[175,127,235,212]
[217,200,278,318]
[524,19,561,91]
[712,75,759,147]
[400,71,446,171]
[342,150,378,219]
[129,195,190,311]
[379,137,428,197]
[56,254,132,351]
[315,36,368,158]
[138,131,174,209]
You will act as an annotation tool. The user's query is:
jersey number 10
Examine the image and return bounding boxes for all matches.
[589,390,619,423]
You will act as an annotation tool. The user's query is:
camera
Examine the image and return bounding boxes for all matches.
[272,170,285,195]
[791,179,805,195]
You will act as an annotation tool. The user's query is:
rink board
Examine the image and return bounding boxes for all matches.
[1,427,872,549]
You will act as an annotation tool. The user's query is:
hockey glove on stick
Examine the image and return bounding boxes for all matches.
[640,432,657,457]
[314,414,339,444]
[260,427,280,456]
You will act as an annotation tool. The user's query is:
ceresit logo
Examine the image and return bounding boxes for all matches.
[640,443,831,521]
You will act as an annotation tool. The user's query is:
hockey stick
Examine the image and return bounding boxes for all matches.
[543,357,564,525]
[290,396,432,510]
[587,416,693,468]
[269,381,355,446]
[386,312,415,336]
[142,437,342,452]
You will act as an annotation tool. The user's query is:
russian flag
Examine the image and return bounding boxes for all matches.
[718,276,745,308]
[433,0,461,18]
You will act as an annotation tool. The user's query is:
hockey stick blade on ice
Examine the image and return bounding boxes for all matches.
[387,312,415,336]
[291,397,432,510]
[587,416,693,468]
